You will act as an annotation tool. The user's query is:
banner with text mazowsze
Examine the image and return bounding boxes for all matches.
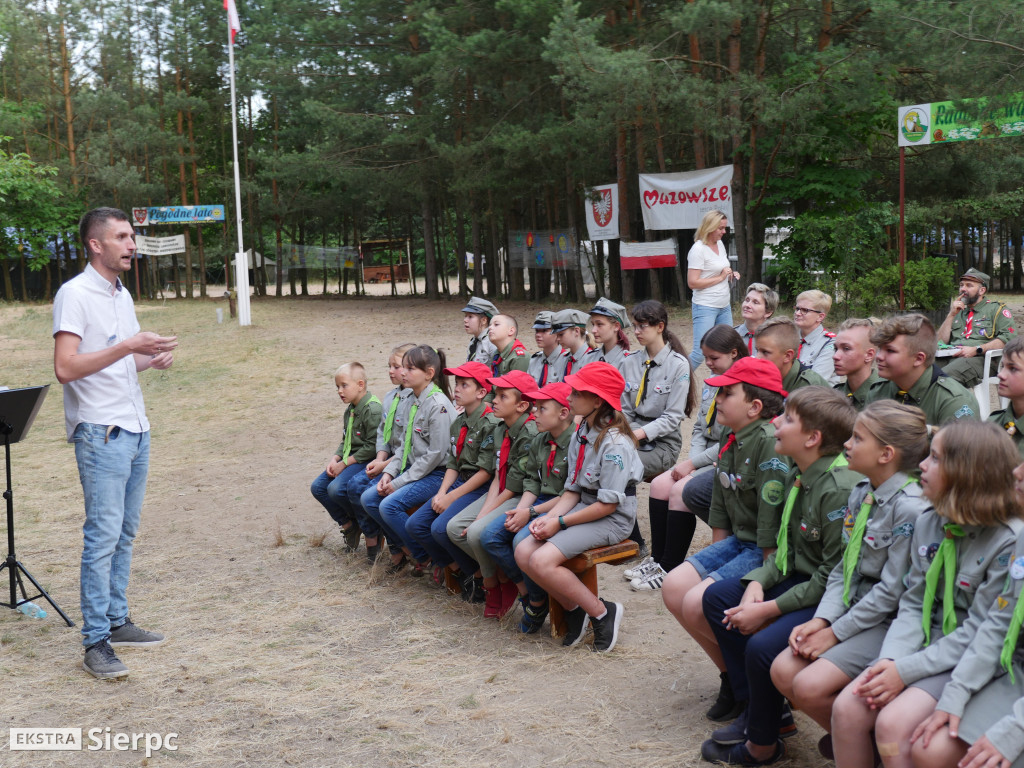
[638,165,734,232]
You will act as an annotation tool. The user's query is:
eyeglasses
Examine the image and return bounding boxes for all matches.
[793,306,824,316]
[631,323,652,333]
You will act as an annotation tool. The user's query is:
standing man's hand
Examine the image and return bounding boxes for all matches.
[129,332,178,356]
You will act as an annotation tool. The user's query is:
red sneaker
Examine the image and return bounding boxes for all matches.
[483,587,502,618]
[497,581,519,617]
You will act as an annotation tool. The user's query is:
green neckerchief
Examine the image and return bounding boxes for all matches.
[775,453,848,575]
[921,522,966,646]
[382,388,403,444]
[842,476,917,606]
[1001,583,1024,683]
[342,394,381,462]
[401,385,440,473]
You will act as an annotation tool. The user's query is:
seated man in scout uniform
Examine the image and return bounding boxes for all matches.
[936,268,1015,388]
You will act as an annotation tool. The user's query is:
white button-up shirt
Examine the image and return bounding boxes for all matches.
[52,263,150,440]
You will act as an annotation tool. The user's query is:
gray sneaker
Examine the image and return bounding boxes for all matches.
[83,640,129,679]
[109,618,165,648]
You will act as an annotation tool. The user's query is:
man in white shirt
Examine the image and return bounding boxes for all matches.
[53,207,178,680]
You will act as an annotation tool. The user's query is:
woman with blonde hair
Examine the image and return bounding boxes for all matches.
[687,209,740,370]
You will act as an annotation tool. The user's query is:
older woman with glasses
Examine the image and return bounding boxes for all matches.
[793,289,838,383]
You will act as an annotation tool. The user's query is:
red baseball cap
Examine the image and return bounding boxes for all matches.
[704,357,787,396]
[444,361,493,392]
[487,369,537,394]
[564,362,625,410]
[522,381,572,408]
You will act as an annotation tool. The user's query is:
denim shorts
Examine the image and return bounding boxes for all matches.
[687,535,764,582]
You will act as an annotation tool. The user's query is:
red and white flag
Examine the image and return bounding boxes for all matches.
[620,238,678,270]
[225,0,241,43]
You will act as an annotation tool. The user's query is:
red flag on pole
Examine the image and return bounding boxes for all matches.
[225,0,240,43]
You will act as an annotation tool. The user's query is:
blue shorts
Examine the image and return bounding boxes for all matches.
[687,536,764,582]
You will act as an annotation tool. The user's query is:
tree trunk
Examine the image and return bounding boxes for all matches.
[422,197,439,299]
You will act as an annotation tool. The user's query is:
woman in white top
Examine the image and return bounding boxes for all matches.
[687,210,740,370]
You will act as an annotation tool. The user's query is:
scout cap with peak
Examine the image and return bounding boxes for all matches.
[564,362,625,410]
[960,268,990,288]
[487,369,537,394]
[589,297,629,329]
[532,311,555,330]
[704,357,787,397]
[444,361,493,392]
[551,309,589,333]
[522,381,572,408]
[461,296,499,318]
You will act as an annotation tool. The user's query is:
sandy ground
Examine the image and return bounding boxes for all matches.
[5,293,1018,766]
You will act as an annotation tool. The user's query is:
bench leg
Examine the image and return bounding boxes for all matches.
[443,568,460,596]
[549,565,599,638]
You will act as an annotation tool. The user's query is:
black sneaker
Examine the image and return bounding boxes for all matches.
[700,738,785,766]
[365,543,381,563]
[83,640,129,679]
[108,618,165,648]
[591,599,623,652]
[457,571,476,602]
[778,702,798,739]
[707,670,745,721]
[519,598,549,634]
[342,525,362,552]
[562,606,589,647]
[470,576,486,604]
[712,707,749,745]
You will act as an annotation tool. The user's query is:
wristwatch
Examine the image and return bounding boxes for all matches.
[558,515,568,530]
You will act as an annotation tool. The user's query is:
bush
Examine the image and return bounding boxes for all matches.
[845,258,954,316]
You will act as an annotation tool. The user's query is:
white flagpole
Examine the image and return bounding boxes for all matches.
[227,7,251,326]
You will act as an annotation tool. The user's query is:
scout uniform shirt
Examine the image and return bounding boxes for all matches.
[336,392,384,465]
[445,403,499,481]
[833,370,880,413]
[620,343,691,450]
[934,524,1024,726]
[707,419,790,549]
[814,473,929,642]
[742,455,861,615]
[799,325,838,384]
[528,347,566,387]
[582,344,627,370]
[375,386,413,457]
[384,385,457,490]
[878,508,1018,685]
[564,421,644,508]
[690,381,727,471]
[491,339,530,376]
[782,362,830,393]
[492,411,539,495]
[735,322,759,356]
[468,330,497,365]
[561,345,593,378]
[521,426,573,499]
[866,364,979,425]
[989,405,1024,458]
[949,295,1015,348]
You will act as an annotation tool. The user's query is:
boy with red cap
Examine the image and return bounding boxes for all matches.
[515,362,644,652]
[405,361,498,588]
[478,381,575,631]
[661,357,791,721]
[442,369,538,608]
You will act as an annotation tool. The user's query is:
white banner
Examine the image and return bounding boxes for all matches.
[585,184,619,241]
[135,234,186,256]
[638,164,735,231]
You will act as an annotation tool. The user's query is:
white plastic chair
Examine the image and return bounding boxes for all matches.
[973,348,1007,420]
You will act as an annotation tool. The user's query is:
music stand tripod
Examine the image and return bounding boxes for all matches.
[0,385,74,626]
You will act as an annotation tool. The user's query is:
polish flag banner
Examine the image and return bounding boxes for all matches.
[638,164,734,231]
[620,238,678,270]
[225,0,241,43]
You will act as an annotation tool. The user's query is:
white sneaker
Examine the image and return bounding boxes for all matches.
[630,563,667,591]
[623,556,655,581]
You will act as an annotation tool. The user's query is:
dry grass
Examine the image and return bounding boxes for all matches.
[0,293,910,767]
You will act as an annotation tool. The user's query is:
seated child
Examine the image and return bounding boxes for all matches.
[551,309,593,377]
[830,420,1021,768]
[478,381,574,632]
[583,297,631,369]
[699,386,859,766]
[488,313,529,376]
[991,335,1024,457]
[755,316,831,392]
[405,361,497,584]
[515,362,643,653]
[528,311,565,387]
[661,356,789,721]
[462,296,498,364]
[309,362,382,550]
[832,318,880,412]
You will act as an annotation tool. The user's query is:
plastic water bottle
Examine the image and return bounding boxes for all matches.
[17,601,47,619]
[216,307,224,323]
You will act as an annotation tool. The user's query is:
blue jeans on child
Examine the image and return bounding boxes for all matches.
[73,423,150,649]
[480,495,552,602]
[690,303,733,370]
[687,536,764,582]
[703,575,815,747]
[360,469,446,562]
[310,462,367,527]
[406,479,487,568]
[346,470,383,539]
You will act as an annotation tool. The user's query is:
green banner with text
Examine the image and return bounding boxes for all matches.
[898,95,1024,147]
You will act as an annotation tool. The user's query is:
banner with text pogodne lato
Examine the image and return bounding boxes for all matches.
[898,95,1024,147]
[638,165,735,232]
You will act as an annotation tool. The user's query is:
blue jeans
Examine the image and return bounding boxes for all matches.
[480,495,553,592]
[687,535,764,582]
[406,480,487,569]
[73,423,150,649]
[360,469,445,562]
[310,463,367,527]
[690,303,733,369]
[347,470,382,539]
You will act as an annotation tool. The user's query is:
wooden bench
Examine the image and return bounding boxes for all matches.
[549,539,639,638]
